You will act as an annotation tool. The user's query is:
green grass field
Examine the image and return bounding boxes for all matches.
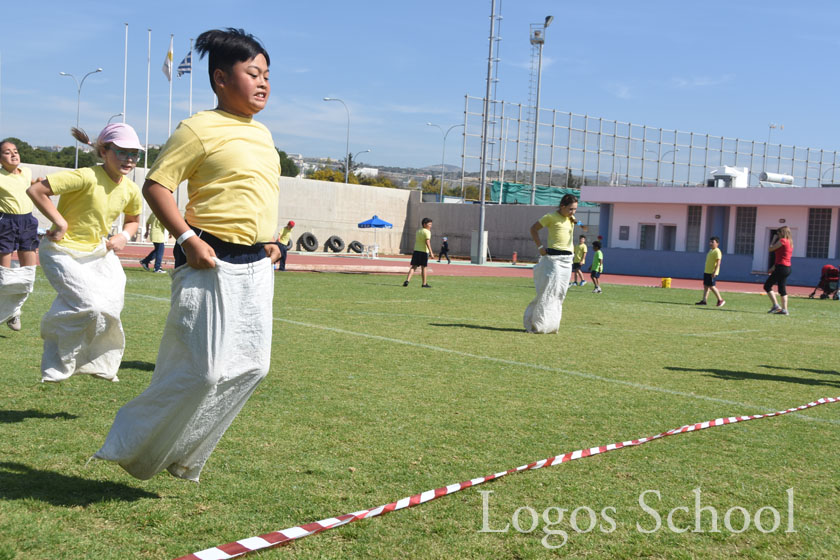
[1,269,838,559]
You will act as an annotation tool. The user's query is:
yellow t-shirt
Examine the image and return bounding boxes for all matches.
[148,109,281,245]
[47,166,142,252]
[414,227,431,253]
[705,247,722,275]
[148,214,167,244]
[573,242,587,264]
[277,226,293,245]
[538,212,574,252]
[0,166,33,214]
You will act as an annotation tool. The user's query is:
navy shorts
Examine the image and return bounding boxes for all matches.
[590,270,601,279]
[173,225,266,268]
[703,273,716,287]
[572,262,582,271]
[410,250,429,267]
[0,212,40,253]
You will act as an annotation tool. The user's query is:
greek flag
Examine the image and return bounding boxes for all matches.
[177,51,191,78]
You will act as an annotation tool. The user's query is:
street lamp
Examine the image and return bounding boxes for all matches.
[603,150,625,185]
[59,67,103,168]
[108,112,123,124]
[529,15,553,204]
[658,148,680,186]
[352,149,371,177]
[323,97,350,183]
[427,122,464,201]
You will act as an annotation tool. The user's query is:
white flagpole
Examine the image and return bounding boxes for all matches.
[167,34,173,137]
[188,38,193,116]
[142,28,152,237]
[123,23,128,123]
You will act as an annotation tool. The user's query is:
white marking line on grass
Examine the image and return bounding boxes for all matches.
[276,317,840,426]
[680,329,760,337]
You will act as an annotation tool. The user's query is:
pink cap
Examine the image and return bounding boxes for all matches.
[97,123,143,150]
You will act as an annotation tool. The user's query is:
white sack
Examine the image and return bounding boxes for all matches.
[95,257,274,481]
[523,254,572,334]
[39,239,126,382]
[0,265,36,322]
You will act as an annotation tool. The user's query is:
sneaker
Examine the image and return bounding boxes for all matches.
[592,288,602,293]
[774,308,789,315]
[154,269,167,274]
[403,280,409,287]
[716,300,725,308]
[6,315,21,331]
[422,284,432,288]
[580,281,587,286]
[767,305,781,314]
[695,300,707,306]
[139,260,150,271]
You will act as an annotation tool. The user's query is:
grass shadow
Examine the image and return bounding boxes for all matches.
[760,364,840,376]
[120,360,156,372]
[429,322,524,333]
[665,366,840,388]
[0,410,78,424]
[0,462,158,505]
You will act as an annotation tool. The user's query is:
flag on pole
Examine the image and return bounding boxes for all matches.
[177,51,191,77]
[162,37,173,81]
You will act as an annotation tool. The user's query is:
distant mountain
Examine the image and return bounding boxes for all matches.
[420,164,461,173]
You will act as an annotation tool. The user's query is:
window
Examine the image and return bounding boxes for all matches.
[734,207,756,255]
[662,225,676,251]
[640,224,656,250]
[686,206,701,252]
[807,208,831,258]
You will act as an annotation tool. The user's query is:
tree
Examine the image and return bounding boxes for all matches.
[276,149,300,177]
[407,179,418,190]
[421,176,440,194]
[307,167,359,184]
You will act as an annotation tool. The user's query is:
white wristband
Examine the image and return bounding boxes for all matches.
[119,229,132,241]
[177,229,196,245]
[536,245,544,250]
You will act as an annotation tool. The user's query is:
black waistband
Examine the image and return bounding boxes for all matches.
[546,248,572,255]
[173,224,266,267]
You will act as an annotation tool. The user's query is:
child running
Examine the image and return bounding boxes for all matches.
[27,125,143,382]
[571,235,587,286]
[95,28,282,481]
[589,241,603,293]
[695,236,724,307]
[0,140,40,331]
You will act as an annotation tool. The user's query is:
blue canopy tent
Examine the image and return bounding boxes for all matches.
[357,215,393,256]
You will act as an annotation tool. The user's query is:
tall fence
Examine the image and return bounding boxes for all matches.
[461,95,840,189]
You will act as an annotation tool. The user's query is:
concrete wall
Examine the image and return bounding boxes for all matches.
[23,162,598,260]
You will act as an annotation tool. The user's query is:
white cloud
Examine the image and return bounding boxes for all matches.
[671,74,735,89]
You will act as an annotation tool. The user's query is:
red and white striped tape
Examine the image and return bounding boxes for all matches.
[175,396,839,560]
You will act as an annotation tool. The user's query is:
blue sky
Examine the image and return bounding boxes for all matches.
[2,1,839,169]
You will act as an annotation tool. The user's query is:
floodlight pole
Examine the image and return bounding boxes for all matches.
[59,67,103,168]
[529,15,553,204]
[475,0,498,264]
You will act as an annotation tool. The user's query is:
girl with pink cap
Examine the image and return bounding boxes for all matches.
[27,123,144,383]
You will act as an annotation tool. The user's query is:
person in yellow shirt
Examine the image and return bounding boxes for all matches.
[0,140,40,331]
[274,219,295,271]
[403,217,434,287]
[571,235,588,286]
[96,28,282,482]
[139,213,169,273]
[27,124,143,382]
[696,236,725,308]
[524,194,582,333]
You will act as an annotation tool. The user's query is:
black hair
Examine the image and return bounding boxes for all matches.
[558,193,578,210]
[710,236,720,243]
[592,241,602,250]
[195,28,271,94]
[579,235,586,240]
[422,217,433,226]
[0,139,16,152]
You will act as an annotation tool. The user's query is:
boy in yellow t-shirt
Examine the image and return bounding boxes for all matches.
[96,28,282,482]
[696,236,724,307]
[274,219,295,271]
[403,217,434,287]
[571,235,587,286]
[139,213,169,273]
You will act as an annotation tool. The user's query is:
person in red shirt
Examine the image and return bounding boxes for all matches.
[764,226,793,315]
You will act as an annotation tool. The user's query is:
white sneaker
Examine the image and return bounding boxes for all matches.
[580,281,587,286]
[592,288,602,293]
[6,314,21,331]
